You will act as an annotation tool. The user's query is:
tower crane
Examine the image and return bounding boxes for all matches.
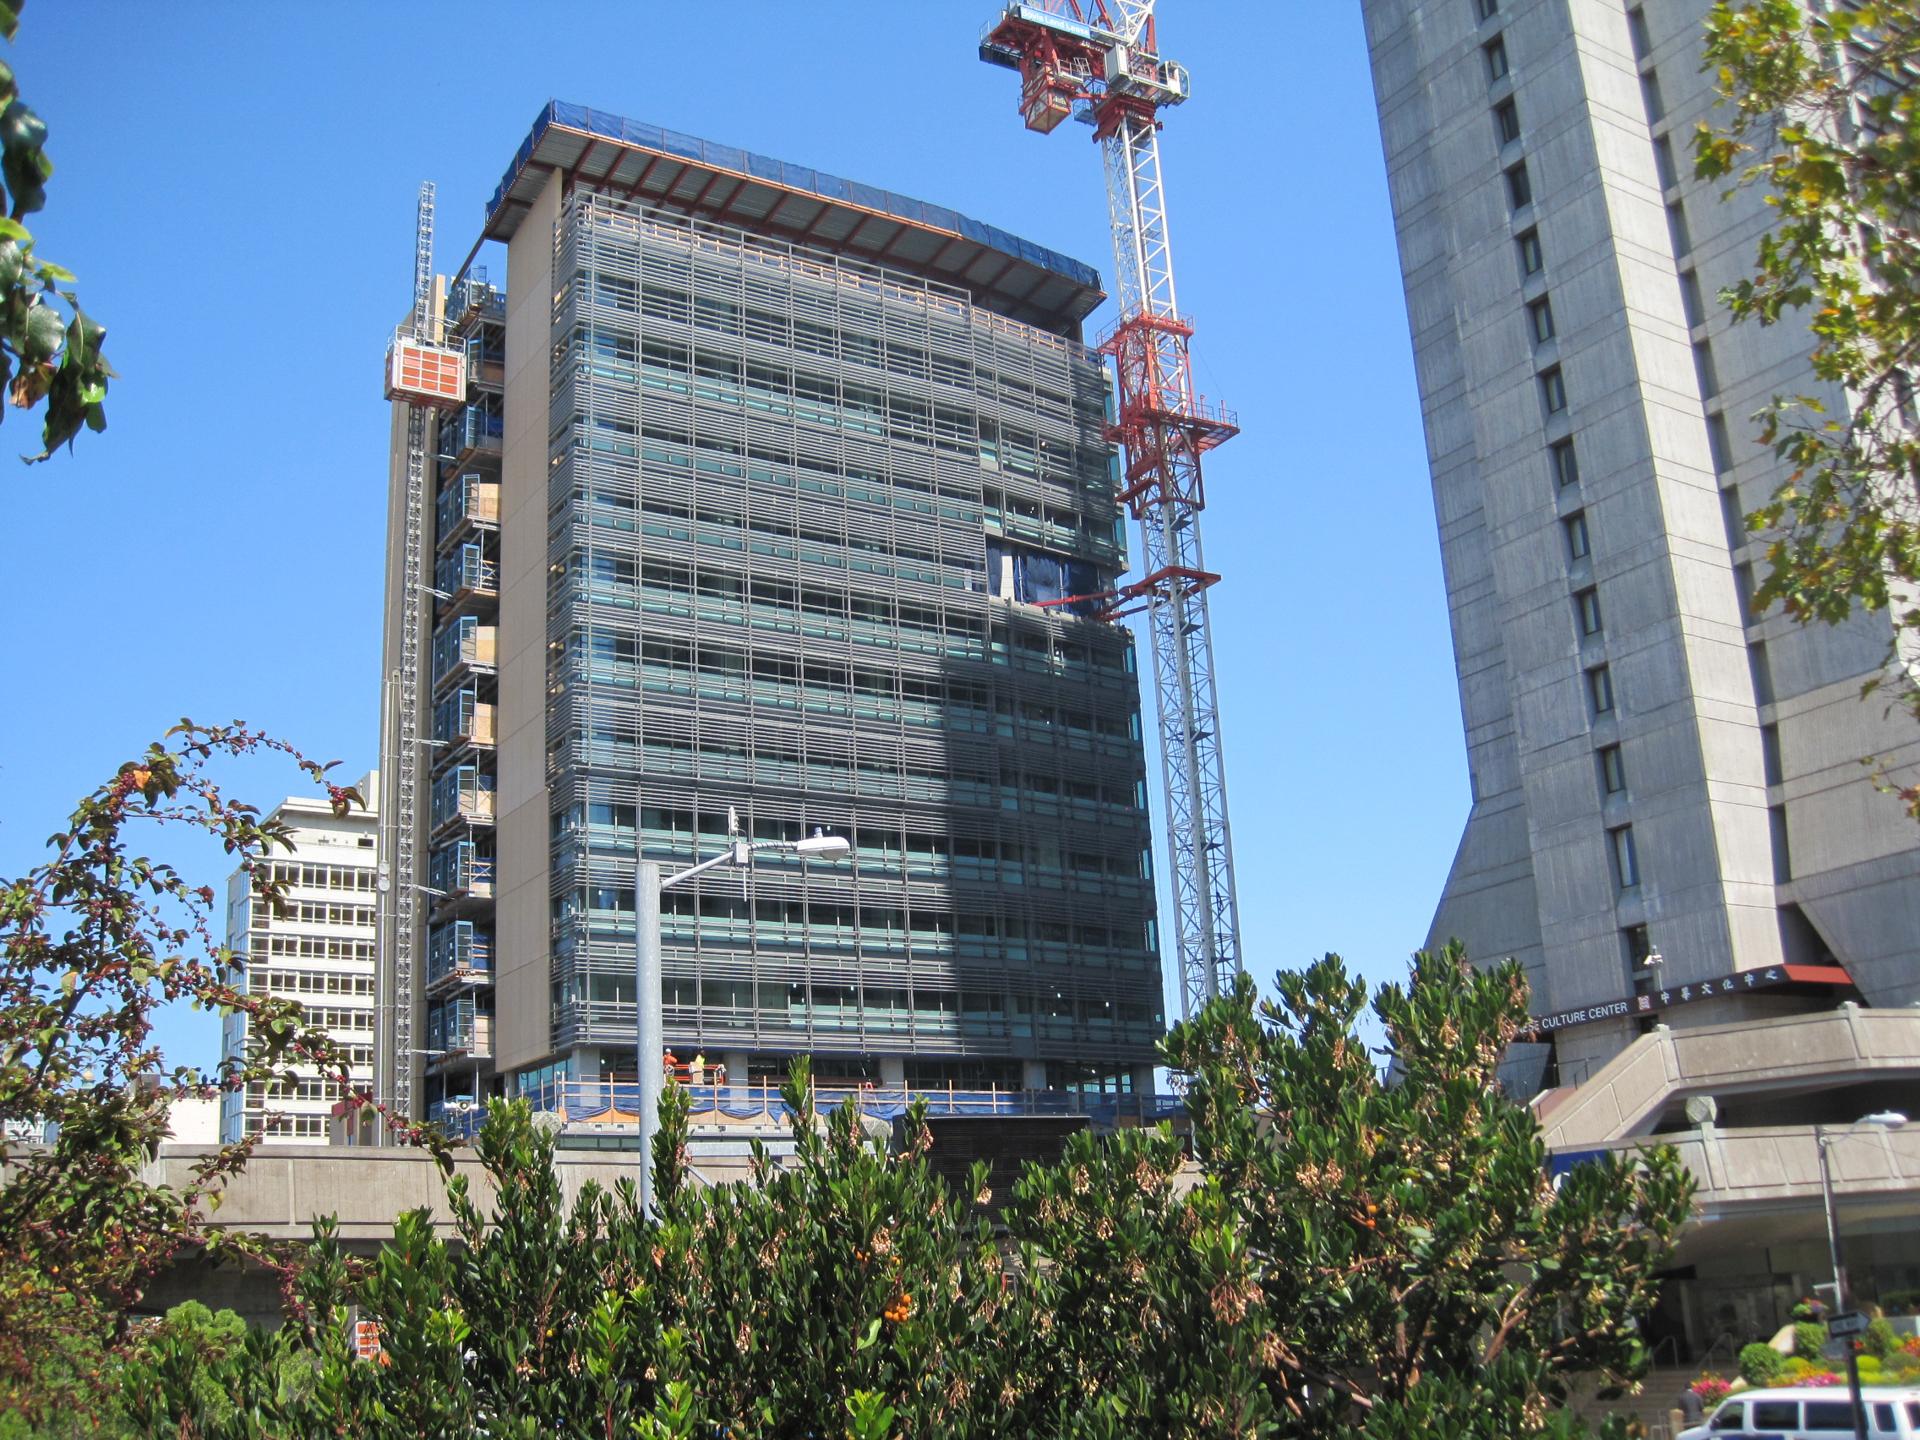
[378,183,466,1129]
[981,1,1242,1019]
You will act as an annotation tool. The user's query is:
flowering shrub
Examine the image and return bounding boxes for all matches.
[1692,1374,1734,1402]
[105,951,1698,1438]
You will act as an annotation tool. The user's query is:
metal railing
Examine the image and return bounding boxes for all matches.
[511,1077,1183,1131]
[436,475,500,542]
[435,543,498,598]
[426,919,491,985]
[429,765,495,831]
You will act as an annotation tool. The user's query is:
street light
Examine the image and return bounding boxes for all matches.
[635,819,851,1214]
[1817,1109,1907,1440]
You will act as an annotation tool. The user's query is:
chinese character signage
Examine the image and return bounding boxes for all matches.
[1523,965,1814,1036]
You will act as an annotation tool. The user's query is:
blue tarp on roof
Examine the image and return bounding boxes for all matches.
[486,100,1102,293]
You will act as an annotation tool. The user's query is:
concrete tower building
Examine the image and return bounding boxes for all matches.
[378,105,1164,1124]
[218,775,379,1144]
[1361,0,1920,1359]
[1363,0,1920,1083]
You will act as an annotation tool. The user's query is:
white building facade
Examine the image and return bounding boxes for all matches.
[218,774,380,1143]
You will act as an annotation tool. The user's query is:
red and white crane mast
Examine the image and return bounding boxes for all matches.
[981,1,1242,1019]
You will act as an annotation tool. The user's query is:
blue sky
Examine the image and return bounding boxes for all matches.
[0,2,1462,1069]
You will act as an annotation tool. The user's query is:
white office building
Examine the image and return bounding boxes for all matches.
[218,773,379,1144]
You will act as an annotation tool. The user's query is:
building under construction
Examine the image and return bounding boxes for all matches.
[377,103,1165,1123]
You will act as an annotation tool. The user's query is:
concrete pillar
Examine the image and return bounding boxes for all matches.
[1021,1059,1048,1091]
[1131,1064,1157,1096]
[879,1055,906,1090]
[723,1049,749,1105]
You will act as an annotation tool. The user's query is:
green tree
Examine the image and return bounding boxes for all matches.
[0,2,111,460]
[0,725,365,1426]
[121,947,1692,1439]
[1012,946,1696,1439]
[118,1072,1027,1439]
[1697,0,1920,802]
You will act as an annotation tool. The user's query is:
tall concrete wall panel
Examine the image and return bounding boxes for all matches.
[494,171,564,1075]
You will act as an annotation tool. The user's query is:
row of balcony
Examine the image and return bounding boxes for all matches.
[427,919,491,989]
[432,616,497,686]
[427,840,494,901]
[437,404,502,466]
[435,542,498,603]
[426,995,493,1058]
[436,475,500,550]
[434,688,497,753]
[444,278,506,326]
[424,434,498,1104]
[430,765,495,832]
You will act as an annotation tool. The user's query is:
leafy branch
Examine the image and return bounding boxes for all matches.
[1697,0,1920,806]
[0,1,110,461]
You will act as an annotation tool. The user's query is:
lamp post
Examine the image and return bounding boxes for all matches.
[636,823,851,1214]
[1817,1109,1907,1440]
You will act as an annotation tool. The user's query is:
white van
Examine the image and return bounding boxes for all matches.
[1680,1387,1920,1440]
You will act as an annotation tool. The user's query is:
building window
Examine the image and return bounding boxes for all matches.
[1575,586,1604,636]
[1599,743,1627,795]
[1588,663,1615,716]
[1551,436,1580,488]
[1485,35,1509,82]
[1720,484,1746,551]
[1667,201,1692,257]
[1761,723,1783,786]
[1623,923,1655,990]
[1706,411,1733,473]
[1517,227,1544,278]
[1627,6,1652,61]
[1693,341,1720,398]
[1678,268,1705,328]
[1640,71,1665,123]
[1610,825,1640,890]
[1654,134,1679,190]
[1564,510,1591,560]
[1769,805,1791,882]
[1540,365,1567,414]
[1475,0,1499,18]
[1506,160,1533,211]
[1749,639,1775,707]
[1494,97,1521,145]
[1528,296,1555,344]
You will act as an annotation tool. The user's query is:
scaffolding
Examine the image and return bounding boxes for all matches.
[540,188,1163,1079]
[409,267,508,1127]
